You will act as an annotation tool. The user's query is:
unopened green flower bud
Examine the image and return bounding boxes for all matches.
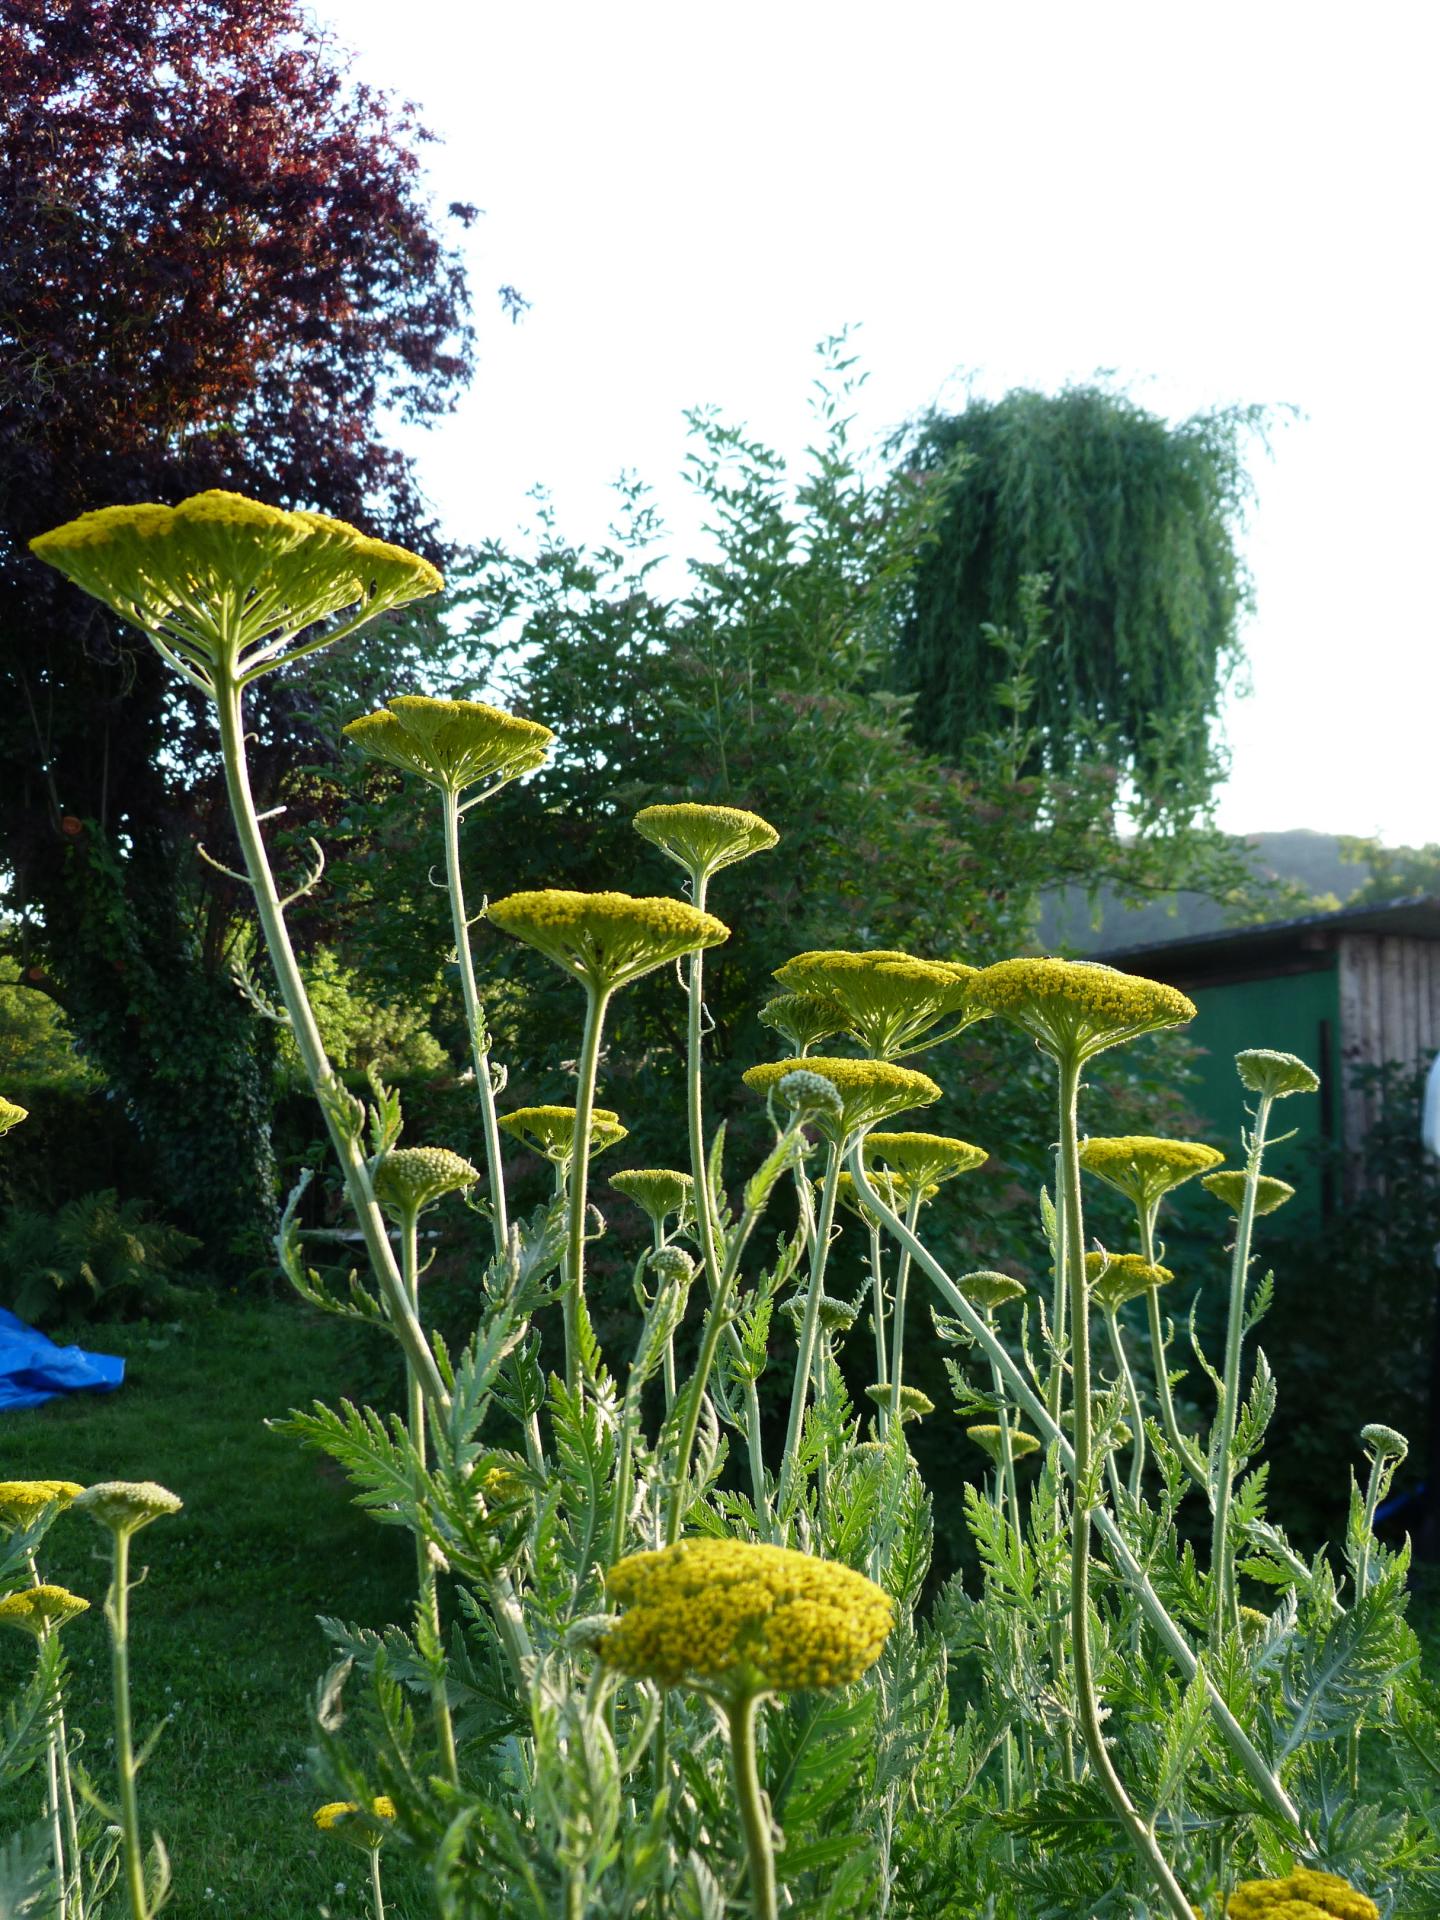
[1235,1048,1320,1100]
[1360,1422,1408,1464]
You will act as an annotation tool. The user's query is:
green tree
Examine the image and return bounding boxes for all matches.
[894,384,1270,819]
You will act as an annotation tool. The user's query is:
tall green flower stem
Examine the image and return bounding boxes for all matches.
[1208,1092,1274,1641]
[887,1188,925,1426]
[867,1222,889,1395]
[1054,1056,1194,1920]
[441,787,508,1259]
[368,1843,387,1920]
[23,1547,84,1920]
[846,1146,1305,1836]
[215,675,447,1414]
[1102,1307,1148,1501]
[35,1625,69,1920]
[726,1691,778,1920]
[777,1144,843,1518]
[563,983,612,1394]
[103,1529,150,1920]
[399,1210,459,1786]
[1138,1205,1207,1488]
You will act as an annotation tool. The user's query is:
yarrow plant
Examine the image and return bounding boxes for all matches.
[10,489,1436,1919]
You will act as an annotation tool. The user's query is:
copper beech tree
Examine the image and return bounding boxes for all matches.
[0,0,483,1253]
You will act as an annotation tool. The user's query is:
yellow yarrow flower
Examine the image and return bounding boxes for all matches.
[610,1168,694,1229]
[72,1480,182,1538]
[345,695,553,797]
[632,802,779,881]
[498,1105,627,1166]
[371,1146,479,1223]
[0,1584,90,1636]
[866,1131,987,1187]
[1078,1134,1225,1213]
[1227,1866,1378,1920]
[742,1056,940,1143]
[601,1539,892,1698]
[865,1383,934,1424]
[29,491,441,690]
[968,958,1195,1065]
[0,1481,85,1529]
[313,1797,397,1847]
[487,889,729,994]
[1202,1171,1295,1217]
[773,949,981,1059]
[1235,1049,1320,1101]
[957,1270,1028,1313]
[0,1097,27,1137]
[966,1424,1041,1465]
[758,991,847,1055]
[1084,1251,1175,1314]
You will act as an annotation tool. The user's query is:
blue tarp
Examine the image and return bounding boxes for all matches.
[0,1307,124,1411]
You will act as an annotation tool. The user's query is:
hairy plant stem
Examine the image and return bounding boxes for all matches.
[214,669,446,1412]
[887,1187,924,1425]
[1043,1144,1073,1778]
[1209,1092,1273,1641]
[846,1143,1305,1835]
[369,1843,386,1920]
[27,1563,84,1920]
[1139,1205,1207,1489]
[39,1629,68,1920]
[1348,1448,1390,1789]
[868,1221,889,1402]
[401,1212,459,1786]
[440,787,508,1258]
[727,1691,778,1920]
[1102,1307,1147,1501]
[105,1529,149,1920]
[564,983,611,1395]
[778,1142,843,1517]
[1056,1056,1194,1920]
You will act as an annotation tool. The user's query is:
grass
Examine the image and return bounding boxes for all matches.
[0,1297,425,1919]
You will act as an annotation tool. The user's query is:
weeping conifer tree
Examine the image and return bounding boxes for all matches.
[894,386,1269,819]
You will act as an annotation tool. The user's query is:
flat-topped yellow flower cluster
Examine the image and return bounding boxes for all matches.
[1227,1866,1378,1920]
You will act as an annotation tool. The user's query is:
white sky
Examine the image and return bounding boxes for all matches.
[325,0,1438,846]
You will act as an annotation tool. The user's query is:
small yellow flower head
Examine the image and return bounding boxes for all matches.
[968,959,1195,1066]
[0,1584,90,1638]
[0,1097,27,1137]
[1227,1867,1378,1920]
[498,1105,627,1167]
[1078,1135,1225,1214]
[832,1169,937,1225]
[866,1131,987,1188]
[865,1383,934,1423]
[957,1270,1027,1314]
[742,1057,941,1144]
[345,695,553,797]
[0,1481,85,1529]
[966,1424,1041,1465]
[632,802,779,882]
[370,1146,479,1224]
[312,1797,397,1848]
[1360,1422,1408,1465]
[1235,1049,1321,1101]
[1202,1171,1296,1217]
[1084,1251,1175,1314]
[784,1292,860,1337]
[1238,1605,1271,1639]
[29,491,441,689]
[480,1463,528,1507]
[610,1168,694,1230]
[487,889,729,994]
[758,991,846,1055]
[72,1480,183,1539]
[774,950,981,1059]
[600,1539,893,1697]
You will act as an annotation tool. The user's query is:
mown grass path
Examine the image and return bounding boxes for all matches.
[0,1300,422,1918]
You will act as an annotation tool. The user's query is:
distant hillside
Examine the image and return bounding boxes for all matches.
[1039,830,1369,954]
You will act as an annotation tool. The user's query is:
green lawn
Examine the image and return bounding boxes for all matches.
[0,1299,424,1919]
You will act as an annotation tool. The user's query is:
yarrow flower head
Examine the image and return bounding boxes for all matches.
[600,1539,892,1699]
[0,1480,85,1529]
[0,1584,90,1637]
[742,1057,941,1144]
[968,958,1195,1066]
[966,1424,1041,1465]
[1360,1422,1409,1464]
[1227,1866,1378,1920]
[29,491,442,692]
[865,1383,934,1424]
[1077,1135,1225,1214]
[0,1097,27,1137]
[957,1270,1028,1313]
[371,1146,479,1224]
[784,1292,860,1337]
[632,803,779,883]
[770,1068,845,1124]
[832,1169,937,1224]
[1084,1251,1175,1314]
[313,1798,397,1850]
[487,890,729,994]
[1202,1171,1296,1217]
[345,695,553,797]
[498,1105,627,1167]
[773,949,982,1059]
[866,1131,987,1188]
[1235,1048,1321,1101]
[758,991,846,1055]
[647,1246,697,1288]
[610,1169,694,1231]
[72,1480,183,1539]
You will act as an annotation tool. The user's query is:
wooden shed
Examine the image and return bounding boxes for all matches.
[1098,897,1440,1216]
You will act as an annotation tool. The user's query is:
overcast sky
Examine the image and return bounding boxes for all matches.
[325,0,1437,847]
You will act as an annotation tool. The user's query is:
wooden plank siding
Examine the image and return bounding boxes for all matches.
[1337,933,1440,1185]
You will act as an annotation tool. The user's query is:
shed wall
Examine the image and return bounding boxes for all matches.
[1337,935,1440,1157]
